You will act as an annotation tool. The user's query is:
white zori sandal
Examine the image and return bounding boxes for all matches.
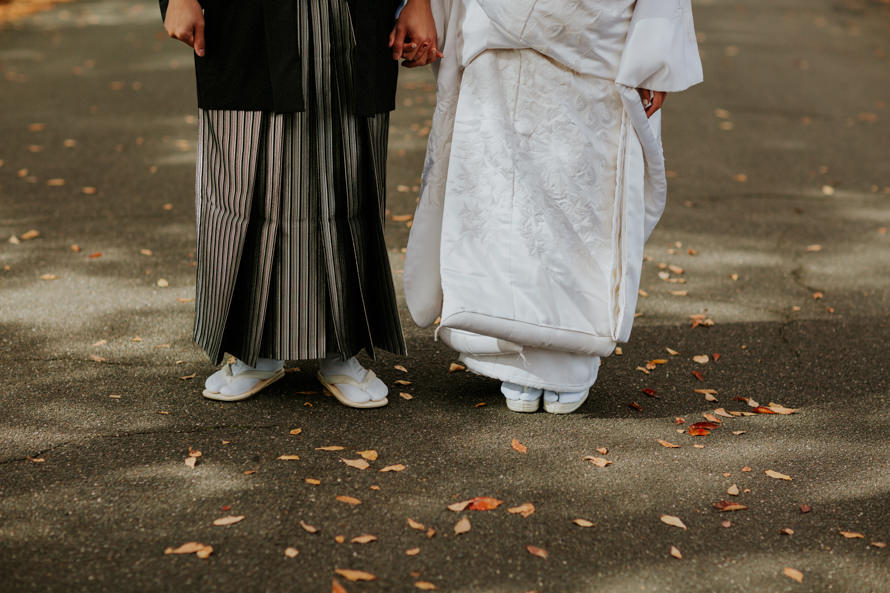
[317,356,389,409]
[501,382,543,413]
[542,389,589,414]
[202,358,285,402]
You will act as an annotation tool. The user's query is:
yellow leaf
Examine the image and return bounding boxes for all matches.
[289,428,302,435]
[659,515,687,530]
[407,518,425,530]
[212,515,245,526]
[765,469,792,481]
[277,454,300,461]
[507,503,535,518]
[350,534,377,544]
[783,567,804,583]
[334,569,376,582]
[356,450,378,461]
[379,464,406,472]
[336,496,361,505]
[305,478,321,485]
[414,581,437,590]
[453,516,471,535]
[839,530,865,539]
[341,458,370,470]
[405,548,421,556]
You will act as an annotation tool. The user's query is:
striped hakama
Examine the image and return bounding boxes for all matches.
[193,0,405,366]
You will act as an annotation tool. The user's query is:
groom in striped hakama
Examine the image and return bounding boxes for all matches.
[161,0,439,407]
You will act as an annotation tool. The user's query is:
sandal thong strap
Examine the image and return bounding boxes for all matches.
[224,366,282,381]
[320,369,376,391]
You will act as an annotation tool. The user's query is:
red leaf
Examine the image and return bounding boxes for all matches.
[712,353,721,362]
[641,388,658,398]
[753,406,777,414]
[713,500,748,512]
[688,426,711,436]
[691,371,704,382]
[628,401,643,411]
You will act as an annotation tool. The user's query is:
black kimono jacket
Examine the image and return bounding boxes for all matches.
[159,0,402,115]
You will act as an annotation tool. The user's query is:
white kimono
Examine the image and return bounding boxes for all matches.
[404,0,703,391]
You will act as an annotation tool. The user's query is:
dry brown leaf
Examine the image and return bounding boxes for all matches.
[407,518,425,531]
[779,528,794,536]
[670,545,682,559]
[839,530,865,539]
[184,456,197,469]
[582,456,613,468]
[334,535,345,544]
[800,504,812,513]
[659,515,687,530]
[20,229,40,241]
[316,446,346,451]
[394,364,408,372]
[596,447,608,455]
[507,503,535,518]
[336,496,361,506]
[767,402,797,414]
[165,542,213,558]
[448,362,466,373]
[713,408,733,418]
[179,372,197,381]
[870,541,887,548]
[731,430,747,436]
[447,500,470,512]
[89,354,107,363]
[658,440,680,448]
[350,534,377,544]
[511,439,528,454]
[414,582,437,591]
[526,545,548,559]
[635,366,651,375]
[379,464,406,473]
[453,516,471,535]
[399,392,413,400]
[334,569,376,582]
[693,355,709,364]
[405,547,421,556]
[573,518,595,528]
[212,515,245,526]
[394,379,412,385]
[765,470,792,481]
[713,500,747,512]
[783,567,804,583]
[284,547,299,558]
[341,458,370,470]
[356,450,378,461]
[305,478,321,485]
[727,484,740,496]
[628,401,643,411]
[332,578,348,593]
[277,454,300,461]
[289,428,302,435]
[300,520,319,534]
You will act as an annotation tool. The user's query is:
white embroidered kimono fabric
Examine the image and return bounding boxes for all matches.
[404,0,703,391]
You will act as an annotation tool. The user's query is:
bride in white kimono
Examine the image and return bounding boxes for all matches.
[404,0,703,413]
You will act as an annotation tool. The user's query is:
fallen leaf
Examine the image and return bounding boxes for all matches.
[405,548,421,556]
[713,408,733,418]
[702,413,722,423]
[800,504,812,513]
[628,401,643,411]
[41,274,60,281]
[642,388,658,398]
[305,478,321,485]
[212,515,245,526]
[414,582,437,591]
[526,545,548,559]
[341,458,370,470]
[242,469,256,475]
[391,214,413,222]
[573,518,595,528]
[508,503,535,518]
[713,500,748,512]
[289,428,303,435]
[783,567,804,583]
[394,379,412,385]
[316,446,346,451]
[660,515,687,530]
[277,455,301,461]
[596,447,608,455]
[712,353,721,362]
[511,439,528,454]
[20,229,40,241]
[379,464,406,473]
[300,521,319,534]
[453,516,471,535]
[284,547,299,558]
[156,278,169,287]
[334,535,345,543]
[693,355,709,364]
[26,456,46,463]
[742,466,752,472]
[779,528,794,536]
[807,244,823,252]
[582,456,613,468]
[870,541,887,548]
[407,518,425,530]
[767,402,797,415]
[399,392,413,400]
[658,440,680,448]
[731,430,747,436]
[765,470,792,481]
[165,542,213,558]
[448,500,470,512]
[179,373,197,381]
[351,534,377,544]
[332,579,347,593]
[753,406,776,414]
[666,347,680,355]
[468,497,503,511]
[727,484,740,496]
[635,366,651,375]
[336,496,362,506]
[670,545,682,559]
[839,530,865,539]
[356,450,378,461]
[90,354,107,363]
[691,370,704,382]
[394,364,408,372]
[184,457,197,469]
[334,569,376,582]
[448,362,466,373]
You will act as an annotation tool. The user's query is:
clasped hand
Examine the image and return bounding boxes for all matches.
[389,0,442,68]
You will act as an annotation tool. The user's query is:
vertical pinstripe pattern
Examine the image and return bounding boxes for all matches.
[193,0,405,367]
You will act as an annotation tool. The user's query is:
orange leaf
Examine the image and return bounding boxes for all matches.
[691,371,704,382]
[336,496,362,505]
[406,518,425,531]
[839,530,865,539]
[511,439,528,454]
[379,464,406,473]
[526,545,548,559]
[300,521,319,533]
[783,567,803,583]
[658,440,680,448]
[468,497,502,511]
[334,569,376,582]
[582,456,613,468]
[332,579,348,593]
[341,458,370,470]
[712,500,748,512]
[350,534,377,544]
[752,406,776,414]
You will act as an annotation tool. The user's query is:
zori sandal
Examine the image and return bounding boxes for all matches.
[317,369,389,409]
[202,363,285,402]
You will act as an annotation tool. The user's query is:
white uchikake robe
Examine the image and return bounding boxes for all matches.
[404,0,704,392]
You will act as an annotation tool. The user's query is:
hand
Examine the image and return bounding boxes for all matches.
[389,0,442,68]
[164,0,205,57]
[638,89,667,118]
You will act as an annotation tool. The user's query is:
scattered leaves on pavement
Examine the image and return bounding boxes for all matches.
[453,516,471,535]
[334,569,376,582]
[670,546,682,559]
[511,439,528,454]
[765,470,792,481]
[660,515,687,530]
[573,519,595,528]
[212,515,244,526]
[341,458,370,470]
[783,567,804,583]
[526,545,548,559]
[507,503,535,518]
[713,500,748,512]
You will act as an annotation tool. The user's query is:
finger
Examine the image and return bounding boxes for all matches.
[391,26,407,60]
[638,88,651,107]
[401,42,420,61]
[177,30,195,48]
[652,94,665,112]
[193,20,205,57]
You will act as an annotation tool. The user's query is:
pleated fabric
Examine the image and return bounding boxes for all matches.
[193,0,405,367]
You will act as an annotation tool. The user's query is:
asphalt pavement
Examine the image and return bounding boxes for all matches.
[1,1,888,592]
